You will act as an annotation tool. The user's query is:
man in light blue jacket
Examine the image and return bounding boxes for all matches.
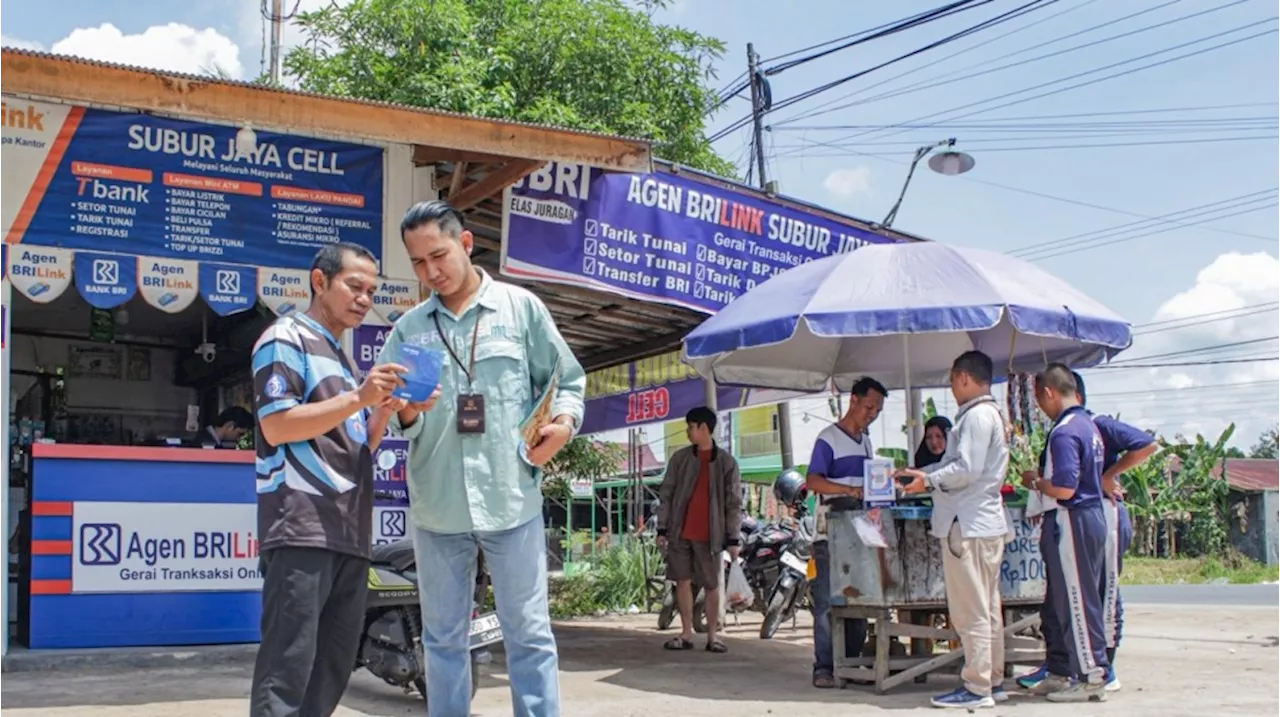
[375,200,585,717]
[899,350,1010,709]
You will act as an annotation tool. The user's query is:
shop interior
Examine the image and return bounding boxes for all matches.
[6,285,274,644]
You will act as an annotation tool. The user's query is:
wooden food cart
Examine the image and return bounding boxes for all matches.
[826,502,1046,694]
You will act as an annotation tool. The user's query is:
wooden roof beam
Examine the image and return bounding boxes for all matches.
[2,50,652,172]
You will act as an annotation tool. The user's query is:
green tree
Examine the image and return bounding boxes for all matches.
[541,437,625,498]
[1249,426,1278,459]
[283,0,735,175]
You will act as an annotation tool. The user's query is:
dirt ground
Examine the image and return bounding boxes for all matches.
[1,604,1275,716]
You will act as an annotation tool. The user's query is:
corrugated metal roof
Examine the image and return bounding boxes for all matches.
[1223,458,1279,492]
[0,47,652,146]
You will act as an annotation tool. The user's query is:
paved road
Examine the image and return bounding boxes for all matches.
[1123,583,1278,606]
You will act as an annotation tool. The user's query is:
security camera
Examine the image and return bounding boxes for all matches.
[195,342,217,364]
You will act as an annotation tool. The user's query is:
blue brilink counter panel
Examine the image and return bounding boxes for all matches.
[28,444,263,649]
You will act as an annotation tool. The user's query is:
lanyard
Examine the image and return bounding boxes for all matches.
[433,312,482,388]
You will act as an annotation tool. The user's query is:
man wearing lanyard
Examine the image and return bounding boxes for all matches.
[1017,371,1155,693]
[376,200,585,717]
[804,376,886,689]
[1020,364,1110,703]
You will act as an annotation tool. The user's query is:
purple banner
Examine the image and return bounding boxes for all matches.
[501,163,895,314]
[583,350,760,435]
[353,325,409,507]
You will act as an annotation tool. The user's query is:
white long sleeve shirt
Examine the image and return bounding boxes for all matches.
[923,395,1010,540]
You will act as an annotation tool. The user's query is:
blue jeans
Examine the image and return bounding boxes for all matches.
[811,540,867,676]
[412,514,560,717]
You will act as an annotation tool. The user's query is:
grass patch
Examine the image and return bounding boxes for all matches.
[1122,556,1278,585]
[549,538,663,619]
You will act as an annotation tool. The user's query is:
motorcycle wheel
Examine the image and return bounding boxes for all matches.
[657,592,677,630]
[691,592,708,634]
[759,583,795,640]
[415,659,480,704]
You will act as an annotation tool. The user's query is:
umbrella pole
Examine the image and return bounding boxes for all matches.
[903,334,921,467]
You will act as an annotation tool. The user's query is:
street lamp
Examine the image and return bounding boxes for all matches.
[880,138,974,229]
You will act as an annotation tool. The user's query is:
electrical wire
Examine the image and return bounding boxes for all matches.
[765,0,999,74]
[778,18,1278,152]
[1020,201,1278,261]
[1088,379,1279,398]
[777,143,1277,244]
[1133,303,1280,335]
[771,134,1278,155]
[773,0,1105,127]
[1088,356,1278,370]
[1006,189,1278,258]
[774,0,1234,128]
[1106,336,1279,365]
[709,0,1058,142]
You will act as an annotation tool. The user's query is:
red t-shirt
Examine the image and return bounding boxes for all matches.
[681,449,713,542]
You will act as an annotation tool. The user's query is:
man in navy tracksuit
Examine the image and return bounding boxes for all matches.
[1019,365,1110,703]
[1018,372,1157,694]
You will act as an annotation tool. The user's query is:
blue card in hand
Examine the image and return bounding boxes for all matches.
[391,344,443,403]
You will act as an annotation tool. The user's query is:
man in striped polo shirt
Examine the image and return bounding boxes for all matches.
[250,243,432,717]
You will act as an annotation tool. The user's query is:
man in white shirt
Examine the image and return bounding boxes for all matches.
[899,351,1010,709]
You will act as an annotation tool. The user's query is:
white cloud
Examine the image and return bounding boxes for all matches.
[823,167,873,201]
[1080,251,1280,449]
[2,35,44,51]
[50,23,244,79]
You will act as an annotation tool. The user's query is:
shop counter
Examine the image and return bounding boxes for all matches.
[26,444,262,649]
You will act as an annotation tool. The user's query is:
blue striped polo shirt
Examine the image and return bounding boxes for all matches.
[252,312,373,558]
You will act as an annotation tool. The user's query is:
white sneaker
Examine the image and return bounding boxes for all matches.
[1046,681,1108,703]
[1106,676,1122,692]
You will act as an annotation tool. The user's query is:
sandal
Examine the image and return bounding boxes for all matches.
[705,639,728,653]
[663,637,694,650]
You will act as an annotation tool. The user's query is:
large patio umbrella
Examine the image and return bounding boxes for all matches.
[681,241,1132,392]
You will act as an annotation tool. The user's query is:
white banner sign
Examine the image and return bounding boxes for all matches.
[138,257,199,314]
[373,506,409,546]
[72,502,262,593]
[1,98,74,242]
[258,268,311,317]
[367,278,419,326]
[6,245,72,303]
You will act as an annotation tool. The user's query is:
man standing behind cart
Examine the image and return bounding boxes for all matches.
[898,350,1010,709]
[805,376,886,689]
[1017,370,1154,693]
[377,200,584,717]
[1020,364,1110,703]
[656,406,744,655]
[250,243,414,717]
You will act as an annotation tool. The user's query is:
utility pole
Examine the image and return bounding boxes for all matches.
[746,42,796,471]
[268,0,285,84]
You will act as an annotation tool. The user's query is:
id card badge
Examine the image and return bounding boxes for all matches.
[457,394,486,434]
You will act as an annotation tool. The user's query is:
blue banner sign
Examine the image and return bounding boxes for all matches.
[198,262,258,316]
[73,251,137,309]
[500,163,895,314]
[6,98,384,270]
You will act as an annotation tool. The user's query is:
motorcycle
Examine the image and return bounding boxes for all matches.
[758,508,814,639]
[355,538,504,703]
[657,517,758,633]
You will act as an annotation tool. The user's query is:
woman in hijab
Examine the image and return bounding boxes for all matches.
[914,416,952,467]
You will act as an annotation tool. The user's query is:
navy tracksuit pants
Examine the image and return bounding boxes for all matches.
[1039,505,1109,683]
[1100,500,1133,663]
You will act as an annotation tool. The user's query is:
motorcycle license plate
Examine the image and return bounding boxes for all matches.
[469,612,503,648]
[780,550,807,573]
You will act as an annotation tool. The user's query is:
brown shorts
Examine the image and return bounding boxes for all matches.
[666,537,718,587]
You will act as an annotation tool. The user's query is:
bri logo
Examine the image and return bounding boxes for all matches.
[80,523,123,565]
[380,510,406,538]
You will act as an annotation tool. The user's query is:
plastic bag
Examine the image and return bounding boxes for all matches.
[727,559,752,606]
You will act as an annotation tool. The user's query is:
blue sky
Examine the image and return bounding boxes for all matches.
[3,0,1278,447]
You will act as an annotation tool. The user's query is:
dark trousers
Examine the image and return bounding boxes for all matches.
[250,546,370,717]
[1040,507,1109,683]
[1101,501,1133,664]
